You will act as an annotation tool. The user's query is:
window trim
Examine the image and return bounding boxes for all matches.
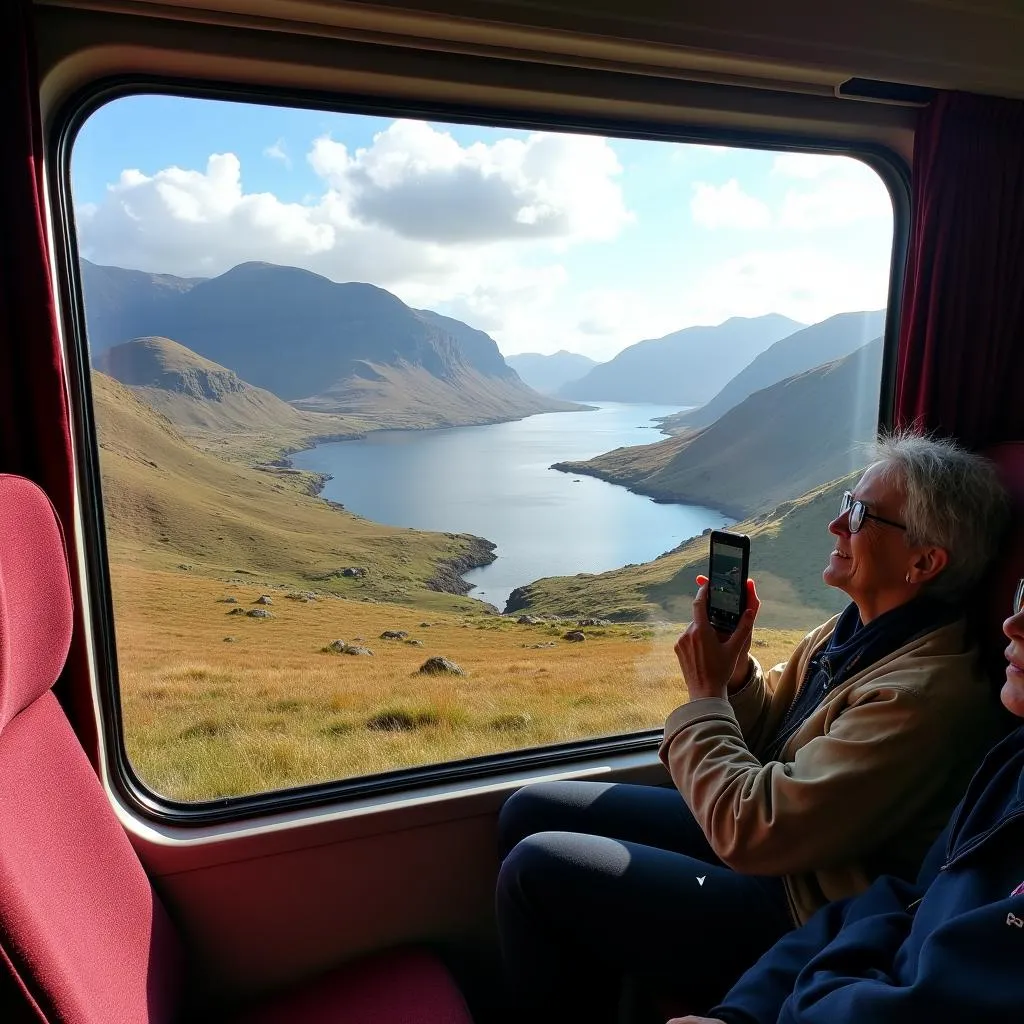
[50,73,910,828]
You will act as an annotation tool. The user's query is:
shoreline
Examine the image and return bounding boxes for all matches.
[279,406,727,606]
[549,460,745,520]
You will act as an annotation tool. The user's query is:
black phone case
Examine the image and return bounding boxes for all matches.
[707,530,750,632]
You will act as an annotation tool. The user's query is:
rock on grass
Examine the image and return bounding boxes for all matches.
[322,639,373,655]
[380,630,409,640]
[247,608,273,619]
[563,630,586,642]
[418,656,465,676]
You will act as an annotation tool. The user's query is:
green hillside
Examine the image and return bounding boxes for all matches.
[555,339,882,518]
[506,475,855,629]
[96,336,368,464]
[92,370,495,612]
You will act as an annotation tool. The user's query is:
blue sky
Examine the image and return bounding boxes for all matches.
[72,93,894,361]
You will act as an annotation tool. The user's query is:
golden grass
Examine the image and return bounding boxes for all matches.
[113,564,804,802]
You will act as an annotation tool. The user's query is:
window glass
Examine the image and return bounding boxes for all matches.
[71,94,894,801]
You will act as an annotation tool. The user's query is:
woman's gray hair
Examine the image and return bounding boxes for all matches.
[872,430,1009,600]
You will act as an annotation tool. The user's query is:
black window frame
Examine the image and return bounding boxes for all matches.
[50,74,909,827]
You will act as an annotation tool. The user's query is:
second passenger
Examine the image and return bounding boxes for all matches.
[496,431,1009,1022]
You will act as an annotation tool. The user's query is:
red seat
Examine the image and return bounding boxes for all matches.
[0,474,472,1024]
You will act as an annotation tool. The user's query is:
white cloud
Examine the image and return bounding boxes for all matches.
[679,246,890,327]
[691,179,772,230]
[773,153,892,230]
[76,121,633,342]
[263,139,291,169]
[75,124,894,364]
[308,121,631,244]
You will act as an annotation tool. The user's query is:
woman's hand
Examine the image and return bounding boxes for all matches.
[674,575,759,702]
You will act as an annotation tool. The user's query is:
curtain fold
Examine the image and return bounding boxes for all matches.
[0,1,75,510]
[0,2,96,762]
[895,91,1024,446]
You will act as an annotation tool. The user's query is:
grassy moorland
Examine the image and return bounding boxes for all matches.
[93,367,827,801]
[93,371,494,613]
[113,564,803,801]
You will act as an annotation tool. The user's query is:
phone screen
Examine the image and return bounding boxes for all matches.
[708,540,749,618]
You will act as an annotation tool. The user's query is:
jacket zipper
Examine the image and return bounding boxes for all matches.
[939,805,1024,872]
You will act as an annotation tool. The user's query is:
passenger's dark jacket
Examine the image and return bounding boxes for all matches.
[711,724,1024,1024]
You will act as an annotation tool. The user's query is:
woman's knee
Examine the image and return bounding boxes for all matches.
[497,782,580,858]
[497,830,613,918]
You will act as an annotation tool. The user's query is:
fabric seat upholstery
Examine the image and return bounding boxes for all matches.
[0,474,472,1024]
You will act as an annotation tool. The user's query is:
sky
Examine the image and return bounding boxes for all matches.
[72,94,894,362]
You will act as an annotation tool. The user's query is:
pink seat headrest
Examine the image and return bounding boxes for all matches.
[0,474,74,731]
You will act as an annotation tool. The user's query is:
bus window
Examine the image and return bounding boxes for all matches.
[69,91,894,804]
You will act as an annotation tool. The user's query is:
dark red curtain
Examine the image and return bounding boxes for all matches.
[0,2,96,759]
[895,91,1024,446]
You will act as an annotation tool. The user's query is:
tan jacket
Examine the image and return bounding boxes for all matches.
[659,615,1001,925]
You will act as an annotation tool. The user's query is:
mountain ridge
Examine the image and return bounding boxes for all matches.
[81,259,582,430]
[554,337,883,518]
[506,350,599,394]
[557,314,804,405]
[660,309,886,432]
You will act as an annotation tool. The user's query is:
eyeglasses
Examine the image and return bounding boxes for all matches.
[1015,578,1024,616]
[839,491,907,535]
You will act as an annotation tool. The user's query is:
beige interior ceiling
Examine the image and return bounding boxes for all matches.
[34,0,1024,100]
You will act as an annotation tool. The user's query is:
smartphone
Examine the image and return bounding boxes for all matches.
[706,530,750,633]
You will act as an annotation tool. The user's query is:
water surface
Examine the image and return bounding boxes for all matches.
[290,403,734,608]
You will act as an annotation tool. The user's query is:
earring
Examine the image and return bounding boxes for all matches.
[906,573,912,584]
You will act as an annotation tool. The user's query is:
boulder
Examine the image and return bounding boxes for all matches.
[220,596,238,604]
[246,608,273,619]
[344,645,373,656]
[342,567,367,578]
[405,639,425,647]
[418,657,465,676]
[578,618,611,627]
[324,639,347,653]
[255,595,273,606]
[563,630,586,642]
[517,615,544,625]
[227,607,246,616]
[380,630,409,640]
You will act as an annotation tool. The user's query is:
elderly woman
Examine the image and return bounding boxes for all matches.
[495,432,1008,1023]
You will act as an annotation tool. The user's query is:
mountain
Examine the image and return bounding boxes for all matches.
[506,351,599,394]
[80,260,204,355]
[504,474,853,628]
[556,314,803,405]
[660,309,886,431]
[94,336,364,462]
[555,337,883,518]
[80,260,580,428]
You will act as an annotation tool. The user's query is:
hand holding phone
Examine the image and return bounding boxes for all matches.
[706,531,750,633]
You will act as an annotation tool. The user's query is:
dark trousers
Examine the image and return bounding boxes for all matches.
[495,781,793,1023]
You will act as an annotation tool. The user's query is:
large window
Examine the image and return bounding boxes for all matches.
[70,92,895,803]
